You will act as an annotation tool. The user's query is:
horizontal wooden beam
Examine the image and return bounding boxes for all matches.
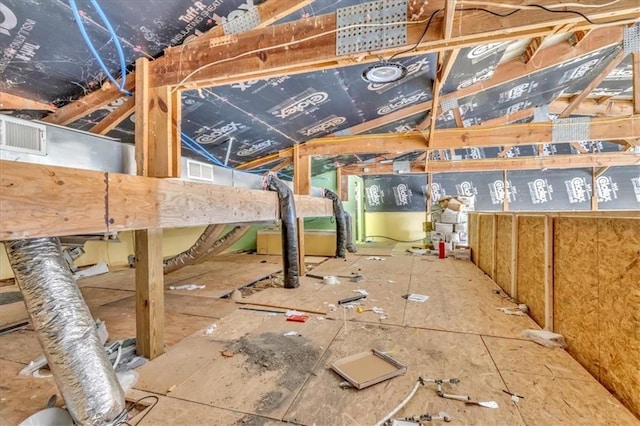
[0,92,56,112]
[549,97,635,116]
[0,161,333,241]
[151,1,639,88]
[343,152,639,174]
[299,115,640,156]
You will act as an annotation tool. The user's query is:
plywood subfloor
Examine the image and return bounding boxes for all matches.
[1,252,637,425]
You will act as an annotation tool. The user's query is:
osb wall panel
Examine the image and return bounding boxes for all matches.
[495,215,514,295]
[554,217,600,380]
[478,215,495,277]
[516,216,546,327]
[468,214,480,265]
[597,218,640,417]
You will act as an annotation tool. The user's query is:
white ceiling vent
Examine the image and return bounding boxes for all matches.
[0,115,47,155]
[186,159,214,183]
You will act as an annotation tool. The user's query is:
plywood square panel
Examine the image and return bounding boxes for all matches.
[494,215,514,295]
[478,215,495,277]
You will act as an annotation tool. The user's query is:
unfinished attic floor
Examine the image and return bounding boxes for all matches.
[0,251,638,425]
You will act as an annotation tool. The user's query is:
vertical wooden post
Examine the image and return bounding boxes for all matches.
[133,57,181,359]
[591,167,599,211]
[632,52,639,115]
[491,214,498,280]
[503,170,509,212]
[134,228,164,359]
[543,215,554,331]
[510,215,518,299]
[293,145,311,276]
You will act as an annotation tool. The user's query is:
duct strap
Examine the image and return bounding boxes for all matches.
[5,237,125,426]
[264,174,299,288]
[322,188,347,258]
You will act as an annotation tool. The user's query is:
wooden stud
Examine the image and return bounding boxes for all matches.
[293,146,312,195]
[135,58,150,177]
[134,228,164,359]
[568,29,591,47]
[503,170,509,212]
[491,214,498,280]
[520,36,545,64]
[510,215,518,299]
[571,142,589,154]
[89,96,135,135]
[297,217,306,277]
[550,97,634,116]
[558,49,628,118]
[543,215,554,331]
[633,52,640,114]
[591,167,599,211]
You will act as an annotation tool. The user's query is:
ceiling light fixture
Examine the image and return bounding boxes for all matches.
[361,61,408,84]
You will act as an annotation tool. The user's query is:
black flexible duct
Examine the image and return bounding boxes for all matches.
[264,174,299,289]
[344,211,358,253]
[322,188,347,258]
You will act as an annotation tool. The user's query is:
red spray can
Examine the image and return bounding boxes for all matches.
[438,240,446,259]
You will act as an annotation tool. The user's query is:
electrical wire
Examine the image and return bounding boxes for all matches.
[116,395,159,426]
[389,9,442,62]
[68,0,131,96]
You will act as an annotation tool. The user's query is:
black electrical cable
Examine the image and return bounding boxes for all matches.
[389,3,635,64]
[456,4,637,26]
[388,8,442,62]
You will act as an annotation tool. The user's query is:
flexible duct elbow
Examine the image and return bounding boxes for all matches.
[163,224,226,274]
[344,212,357,253]
[264,174,299,288]
[322,188,347,258]
[5,237,125,425]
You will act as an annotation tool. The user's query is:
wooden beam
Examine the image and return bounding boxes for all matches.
[0,92,56,112]
[152,1,640,88]
[543,215,554,331]
[343,152,639,175]
[568,29,591,47]
[89,96,135,135]
[634,52,640,114]
[303,115,640,156]
[571,142,589,154]
[510,215,518,299]
[186,0,314,44]
[135,58,150,177]
[558,48,628,118]
[0,160,334,241]
[236,151,292,170]
[43,77,135,126]
[135,228,164,359]
[148,85,181,177]
[549,97,634,116]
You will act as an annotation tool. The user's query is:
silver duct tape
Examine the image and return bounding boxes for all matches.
[5,238,125,426]
[163,224,226,274]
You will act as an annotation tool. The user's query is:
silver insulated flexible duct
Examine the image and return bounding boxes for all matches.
[5,237,125,425]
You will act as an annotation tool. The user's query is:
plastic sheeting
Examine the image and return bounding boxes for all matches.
[5,237,125,426]
[264,174,299,288]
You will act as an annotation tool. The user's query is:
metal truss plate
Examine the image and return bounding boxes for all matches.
[533,104,549,122]
[552,117,591,143]
[439,96,459,112]
[336,0,407,56]
[223,7,260,35]
[623,23,640,54]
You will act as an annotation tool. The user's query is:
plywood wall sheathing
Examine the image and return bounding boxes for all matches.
[495,215,514,295]
[478,214,495,277]
[597,218,640,416]
[516,216,546,327]
[468,213,480,264]
[553,217,600,379]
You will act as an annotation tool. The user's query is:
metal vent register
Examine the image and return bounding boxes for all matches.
[336,0,408,56]
[0,115,46,155]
